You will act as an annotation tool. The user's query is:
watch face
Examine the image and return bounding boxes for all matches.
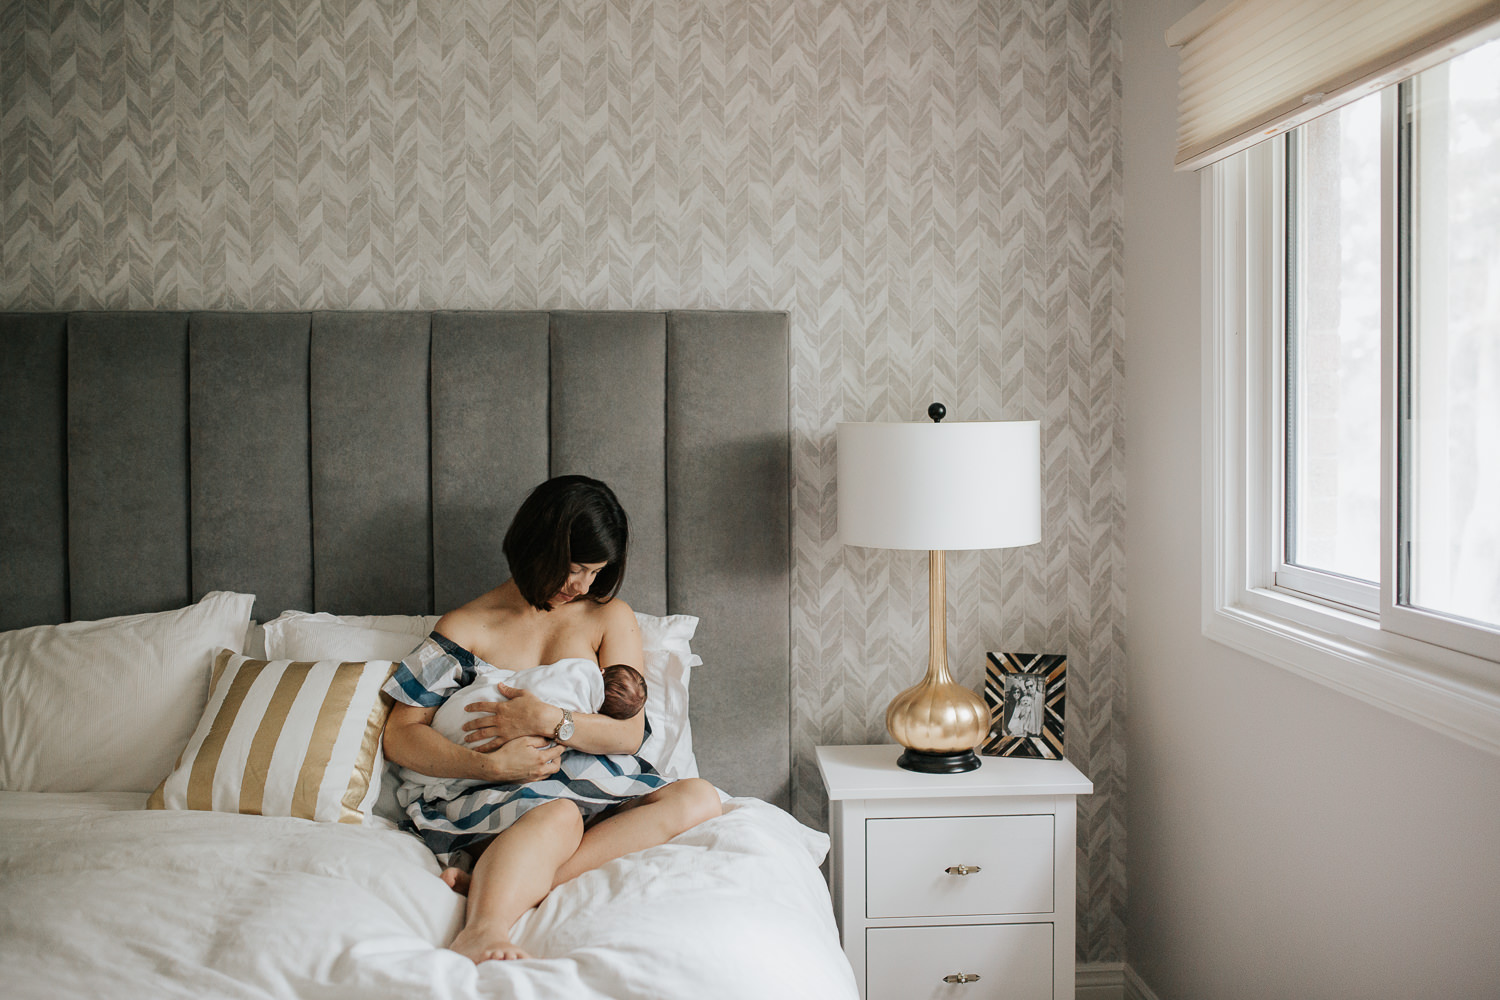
[557,713,575,741]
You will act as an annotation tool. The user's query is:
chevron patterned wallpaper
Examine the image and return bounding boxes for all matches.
[1,0,1124,961]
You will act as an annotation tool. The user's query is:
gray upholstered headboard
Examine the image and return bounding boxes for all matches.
[0,310,791,807]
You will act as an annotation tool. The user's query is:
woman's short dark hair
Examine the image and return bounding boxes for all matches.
[503,475,629,611]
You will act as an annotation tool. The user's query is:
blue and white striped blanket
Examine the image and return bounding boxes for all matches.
[382,633,667,866]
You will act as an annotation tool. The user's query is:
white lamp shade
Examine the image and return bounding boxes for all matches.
[836,419,1041,551]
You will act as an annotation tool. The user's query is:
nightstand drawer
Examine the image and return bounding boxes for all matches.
[866,814,1054,918]
[865,923,1053,1000]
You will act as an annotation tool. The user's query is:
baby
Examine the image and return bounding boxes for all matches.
[428,660,646,742]
[597,663,648,720]
[402,659,650,803]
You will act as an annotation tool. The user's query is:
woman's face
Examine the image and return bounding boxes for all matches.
[550,560,608,607]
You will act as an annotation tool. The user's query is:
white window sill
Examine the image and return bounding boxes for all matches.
[1204,588,1500,756]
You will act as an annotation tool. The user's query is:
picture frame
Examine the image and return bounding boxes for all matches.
[980,652,1066,759]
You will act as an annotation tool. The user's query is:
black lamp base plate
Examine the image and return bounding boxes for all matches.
[896,747,981,774]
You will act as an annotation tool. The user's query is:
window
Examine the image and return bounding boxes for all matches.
[1204,39,1500,753]
[1400,53,1500,644]
[1282,94,1384,609]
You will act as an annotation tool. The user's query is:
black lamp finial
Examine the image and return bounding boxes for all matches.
[928,402,947,423]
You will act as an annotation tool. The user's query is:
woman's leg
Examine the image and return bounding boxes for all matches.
[446,798,583,963]
[550,777,721,888]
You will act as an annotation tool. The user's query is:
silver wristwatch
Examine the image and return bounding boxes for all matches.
[552,708,575,743]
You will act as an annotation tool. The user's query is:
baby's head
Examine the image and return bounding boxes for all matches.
[599,664,647,720]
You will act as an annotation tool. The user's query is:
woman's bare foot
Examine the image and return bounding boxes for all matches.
[447,921,531,963]
[440,866,471,895]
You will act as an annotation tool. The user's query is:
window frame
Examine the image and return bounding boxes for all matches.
[1276,119,1382,617]
[1202,123,1500,756]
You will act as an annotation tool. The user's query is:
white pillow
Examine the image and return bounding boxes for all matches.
[634,612,701,780]
[0,591,256,793]
[262,611,439,662]
[148,649,396,824]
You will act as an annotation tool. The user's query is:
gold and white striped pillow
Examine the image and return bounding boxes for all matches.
[148,649,397,824]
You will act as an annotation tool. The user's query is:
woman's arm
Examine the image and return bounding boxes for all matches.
[459,686,647,754]
[560,707,647,755]
[564,598,647,753]
[455,685,644,753]
[383,702,561,783]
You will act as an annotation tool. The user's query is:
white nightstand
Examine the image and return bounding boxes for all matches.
[815,744,1093,1000]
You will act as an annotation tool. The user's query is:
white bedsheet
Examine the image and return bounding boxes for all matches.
[0,790,857,1000]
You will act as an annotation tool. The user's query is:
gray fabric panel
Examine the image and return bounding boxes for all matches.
[310,312,432,615]
[0,313,69,629]
[430,312,550,613]
[666,311,791,807]
[549,311,668,615]
[67,312,193,620]
[189,312,314,622]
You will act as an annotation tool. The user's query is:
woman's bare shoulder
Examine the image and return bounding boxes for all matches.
[432,607,476,647]
[593,596,643,665]
[597,593,633,617]
[597,595,637,627]
[435,586,513,645]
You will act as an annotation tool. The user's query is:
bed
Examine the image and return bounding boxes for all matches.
[0,309,857,999]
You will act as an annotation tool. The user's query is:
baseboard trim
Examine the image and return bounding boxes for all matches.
[1075,962,1160,1000]
[1077,962,1125,1000]
[1124,964,1162,1000]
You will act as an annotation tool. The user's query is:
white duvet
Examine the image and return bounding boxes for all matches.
[0,791,857,1000]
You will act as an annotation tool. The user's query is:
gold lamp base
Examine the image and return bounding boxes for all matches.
[886,550,988,774]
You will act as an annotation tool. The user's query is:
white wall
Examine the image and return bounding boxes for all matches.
[1121,1,1500,998]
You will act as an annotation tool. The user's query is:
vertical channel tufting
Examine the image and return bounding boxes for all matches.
[666,311,791,807]
[66,312,193,620]
[549,311,668,616]
[188,312,314,622]
[430,311,550,613]
[309,312,432,615]
[0,313,69,630]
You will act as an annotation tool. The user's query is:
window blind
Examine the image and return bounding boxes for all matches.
[1169,0,1500,170]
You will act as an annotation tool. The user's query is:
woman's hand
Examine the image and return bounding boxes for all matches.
[461,684,560,752]
[383,702,561,784]
[478,735,564,784]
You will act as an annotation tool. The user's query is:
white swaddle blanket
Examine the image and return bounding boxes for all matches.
[402,658,605,800]
[430,657,605,746]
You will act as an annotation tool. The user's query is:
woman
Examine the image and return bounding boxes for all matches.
[382,475,723,964]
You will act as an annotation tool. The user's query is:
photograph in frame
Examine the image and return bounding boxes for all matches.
[981,652,1066,759]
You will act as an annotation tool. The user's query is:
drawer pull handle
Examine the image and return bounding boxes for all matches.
[943,973,982,984]
[944,864,982,876]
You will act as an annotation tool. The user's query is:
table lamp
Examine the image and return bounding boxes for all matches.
[836,403,1041,773]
